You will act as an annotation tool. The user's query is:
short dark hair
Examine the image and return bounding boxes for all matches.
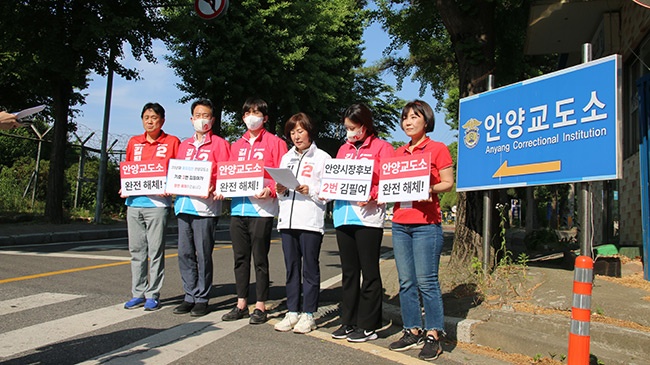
[191,99,214,116]
[284,112,315,141]
[341,103,377,137]
[141,102,165,119]
[401,100,435,133]
[242,97,268,116]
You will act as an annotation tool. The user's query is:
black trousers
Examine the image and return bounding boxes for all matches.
[335,225,384,331]
[230,216,274,302]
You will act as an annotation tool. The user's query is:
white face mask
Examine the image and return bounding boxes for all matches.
[192,118,212,133]
[346,127,364,142]
[244,115,264,131]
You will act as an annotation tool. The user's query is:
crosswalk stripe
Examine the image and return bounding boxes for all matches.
[306,326,429,364]
[78,309,246,365]
[69,244,128,251]
[320,273,342,290]
[0,293,85,316]
[0,303,152,358]
[0,250,130,261]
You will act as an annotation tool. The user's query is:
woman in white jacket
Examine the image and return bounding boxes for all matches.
[274,112,331,334]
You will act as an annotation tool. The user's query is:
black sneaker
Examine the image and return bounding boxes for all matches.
[389,329,424,351]
[346,328,378,343]
[173,301,194,315]
[221,306,250,321]
[418,335,442,361]
[190,302,209,317]
[331,324,355,339]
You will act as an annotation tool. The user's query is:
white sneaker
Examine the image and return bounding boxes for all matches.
[293,313,317,334]
[274,312,299,332]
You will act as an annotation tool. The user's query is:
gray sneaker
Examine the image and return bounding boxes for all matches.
[292,313,317,334]
[418,335,442,360]
[389,329,424,351]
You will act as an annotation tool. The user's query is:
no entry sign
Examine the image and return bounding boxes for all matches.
[195,0,228,20]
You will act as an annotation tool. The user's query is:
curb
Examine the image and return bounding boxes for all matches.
[382,301,482,343]
[472,309,650,365]
[0,226,180,247]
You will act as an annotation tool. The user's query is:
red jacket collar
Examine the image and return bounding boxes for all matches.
[141,130,168,144]
[407,136,431,151]
[344,134,376,149]
[243,128,268,142]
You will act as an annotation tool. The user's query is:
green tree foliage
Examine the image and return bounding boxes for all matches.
[438,141,457,211]
[65,158,123,215]
[0,122,50,169]
[0,0,161,223]
[163,0,401,155]
[0,157,49,213]
[374,0,558,268]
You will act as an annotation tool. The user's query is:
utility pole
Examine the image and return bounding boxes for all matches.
[94,49,114,224]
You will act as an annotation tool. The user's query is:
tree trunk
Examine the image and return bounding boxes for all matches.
[550,186,558,229]
[450,191,492,267]
[436,0,497,269]
[45,79,72,224]
[525,186,535,234]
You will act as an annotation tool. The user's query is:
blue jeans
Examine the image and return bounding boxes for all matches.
[392,222,445,332]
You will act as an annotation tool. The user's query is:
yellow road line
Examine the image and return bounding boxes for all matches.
[0,246,232,285]
[0,261,132,285]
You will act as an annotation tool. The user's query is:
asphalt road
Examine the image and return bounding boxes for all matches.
[0,227,508,365]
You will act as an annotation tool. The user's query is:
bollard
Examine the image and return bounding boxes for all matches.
[567,255,594,365]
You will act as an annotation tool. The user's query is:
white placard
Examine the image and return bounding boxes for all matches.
[119,160,168,196]
[216,160,265,197]
[165,159,212,197]
[378,154,431,203]
[319,159,374,202]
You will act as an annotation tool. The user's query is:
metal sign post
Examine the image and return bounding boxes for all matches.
[482,75,495,273]
[579,43,593,258]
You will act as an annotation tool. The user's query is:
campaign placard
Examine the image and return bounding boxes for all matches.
[216,160,265,197]
[119,160,168,196]
[378,154,431,203]
[165,159,212,197]
[319,159,374,202]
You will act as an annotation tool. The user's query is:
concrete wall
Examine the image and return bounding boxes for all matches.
[617,4,649,248]
[620,3,650,60]
[620,152,643,246]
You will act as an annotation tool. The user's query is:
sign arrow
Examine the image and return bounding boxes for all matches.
[493,160,561,178]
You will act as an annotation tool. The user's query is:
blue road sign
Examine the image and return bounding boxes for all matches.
[456,55,622,192]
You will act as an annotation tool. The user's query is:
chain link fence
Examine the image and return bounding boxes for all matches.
[0,122,132,216]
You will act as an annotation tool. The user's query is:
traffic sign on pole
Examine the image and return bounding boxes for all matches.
[456,55,622,192]
[194,0,228,20]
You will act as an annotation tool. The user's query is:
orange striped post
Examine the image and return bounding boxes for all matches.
[568,255,594,365]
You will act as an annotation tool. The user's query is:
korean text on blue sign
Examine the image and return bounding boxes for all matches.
[456,54,621,191]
